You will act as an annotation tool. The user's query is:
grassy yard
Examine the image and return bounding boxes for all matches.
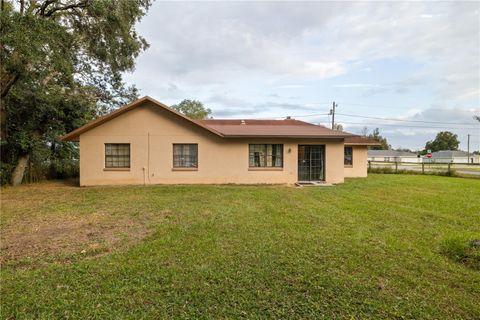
[1,175,479,319]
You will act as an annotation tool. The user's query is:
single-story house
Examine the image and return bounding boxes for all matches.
[427,150,480,164]
[368,150,421,163]
[61,96,378,186]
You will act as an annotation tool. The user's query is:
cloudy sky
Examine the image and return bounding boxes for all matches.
[124,1,480,151]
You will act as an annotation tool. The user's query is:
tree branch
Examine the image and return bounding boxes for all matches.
[37,0,58,16]
[41,70,59,86]
[44,0,89,17]
[1,74,19,98]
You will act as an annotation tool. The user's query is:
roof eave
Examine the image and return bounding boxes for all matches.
[223,135,348,139]
[345,142,381,146]
[60,135,80,142]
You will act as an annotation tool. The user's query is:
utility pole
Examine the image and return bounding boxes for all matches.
[330,101,337,130]
[467,134,470,164]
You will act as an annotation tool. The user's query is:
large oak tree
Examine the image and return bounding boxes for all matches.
[1,0,151,185]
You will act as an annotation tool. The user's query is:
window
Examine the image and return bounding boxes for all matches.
[173,144,198,168]
[249,144,283,168]
[105,143,130,168]
[344,146,353,166]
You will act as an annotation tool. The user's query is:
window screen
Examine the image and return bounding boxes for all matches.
[105,144,130,168]
[173,144,198,168]
[249,144,283,167]
[344,147,353,166]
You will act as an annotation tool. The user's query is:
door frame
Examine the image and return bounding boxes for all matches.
[297,144,326,182]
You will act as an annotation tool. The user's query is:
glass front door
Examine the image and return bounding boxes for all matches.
[298,145,325,181]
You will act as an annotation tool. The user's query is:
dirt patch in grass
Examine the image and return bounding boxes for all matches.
[0,211,169,268]
[0,181,169,268]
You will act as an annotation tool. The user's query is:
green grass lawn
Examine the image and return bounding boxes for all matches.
[1,175,479,319]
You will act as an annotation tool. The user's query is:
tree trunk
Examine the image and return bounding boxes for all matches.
[10,152,29,186]
[0,97,6,141]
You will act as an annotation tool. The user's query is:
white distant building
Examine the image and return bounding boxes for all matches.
[368,150,421,163]
[428,150,479,164]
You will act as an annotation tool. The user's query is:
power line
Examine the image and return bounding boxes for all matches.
[251,113,479,130]
[275,110,478,126]
[336,113,479,125]
[338,121,479,130]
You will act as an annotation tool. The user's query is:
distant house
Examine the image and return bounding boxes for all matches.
[368,150,421,163]
[61,96,378,186]
[428,150,479,164]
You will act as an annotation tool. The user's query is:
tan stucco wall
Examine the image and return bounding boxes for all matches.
[344,145,368,178]
[79,102,347,186]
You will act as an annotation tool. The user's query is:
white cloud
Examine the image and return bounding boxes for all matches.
[127,1,479,102]
[302,61,345,77]
[333,84,379,88]
[123,1,480,149]
[277,84,305,89]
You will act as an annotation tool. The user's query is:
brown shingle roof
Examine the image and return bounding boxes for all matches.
[194,119,314,126]
[194,119,350,138]
[60,96,378,145]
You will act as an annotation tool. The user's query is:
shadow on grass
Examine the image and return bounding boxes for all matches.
[57,178,80,187]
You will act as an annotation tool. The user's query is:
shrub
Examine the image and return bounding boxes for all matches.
[0,162,15,185]
[368,167,458,178]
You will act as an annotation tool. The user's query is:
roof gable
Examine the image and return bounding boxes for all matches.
[60,96,224,141]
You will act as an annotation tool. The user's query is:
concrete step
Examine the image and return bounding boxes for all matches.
[295,181,333,187]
